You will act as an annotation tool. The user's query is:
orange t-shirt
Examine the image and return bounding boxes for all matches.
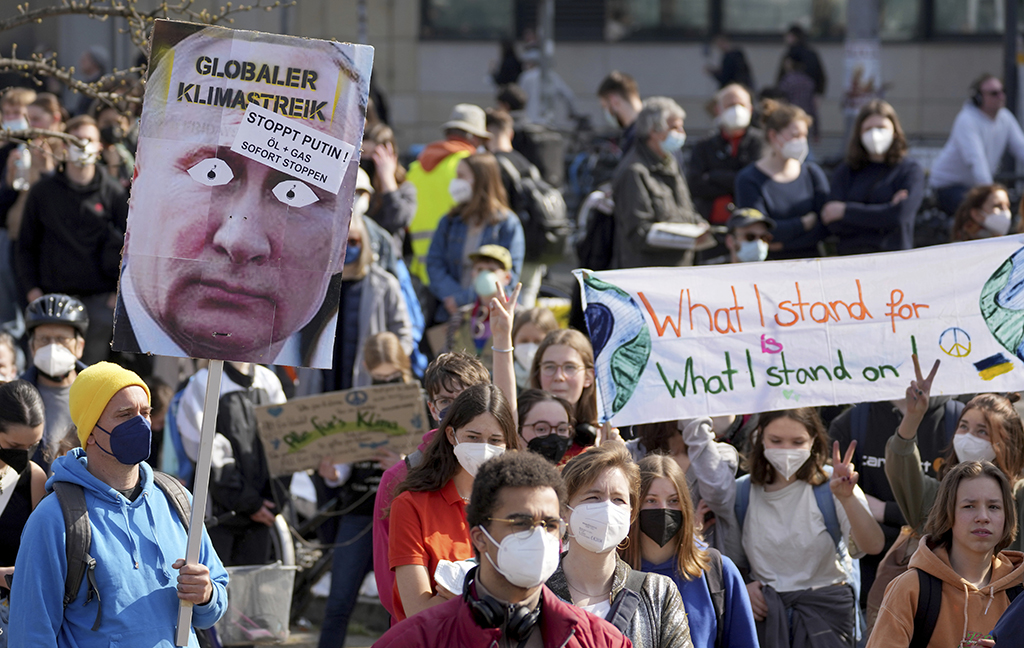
[387,478,473,621]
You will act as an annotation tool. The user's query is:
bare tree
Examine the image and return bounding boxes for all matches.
[0,0,292,148]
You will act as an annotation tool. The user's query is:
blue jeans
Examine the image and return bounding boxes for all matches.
[318,514,374,648]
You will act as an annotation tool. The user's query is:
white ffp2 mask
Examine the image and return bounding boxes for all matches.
[953,433,997,463]
[452,440,504,477]
[763,448,811,480]
[481,525,560,588]
[568,500,631,554]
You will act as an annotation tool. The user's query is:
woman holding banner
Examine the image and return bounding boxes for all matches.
[735,99,829,260]
[734,408,884,647]
[821,100,924,255]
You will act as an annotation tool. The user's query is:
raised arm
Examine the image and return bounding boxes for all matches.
[489,282,522,427]
[887,355,942,530]
[831,440,885,555]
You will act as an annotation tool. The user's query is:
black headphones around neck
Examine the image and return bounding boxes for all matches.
[463,566,541,644]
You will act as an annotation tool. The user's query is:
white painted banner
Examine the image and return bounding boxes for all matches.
[576,237,1024,425]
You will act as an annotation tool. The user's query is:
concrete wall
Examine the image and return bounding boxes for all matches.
[4,0,1005,152]
[285,0,1004,150]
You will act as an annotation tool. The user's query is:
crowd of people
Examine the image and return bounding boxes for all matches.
[4,25,1024,648]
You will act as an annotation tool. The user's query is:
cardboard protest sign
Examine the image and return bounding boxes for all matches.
[255,382,427,476]
[113,20,373,367]
[577,237,1024,426]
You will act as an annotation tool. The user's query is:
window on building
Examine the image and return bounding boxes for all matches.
[605,0,710,41]
[421,0,514,39]
[880,0,919,39]
[723,0,846,37]
[933,0,1002,34]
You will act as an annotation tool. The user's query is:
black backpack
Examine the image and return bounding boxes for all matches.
[910,569,1023,648]
[496,155,570,265]
[53,472,192,631]
[574,191,616,271]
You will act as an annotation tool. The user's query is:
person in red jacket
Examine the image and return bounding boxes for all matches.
[373,451,632,648]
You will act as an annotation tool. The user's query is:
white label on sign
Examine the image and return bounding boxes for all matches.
[230,102,354,194]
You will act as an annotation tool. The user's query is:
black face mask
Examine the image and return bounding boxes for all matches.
[99,125,124,147]
[0,444,35,475]
[527,434,572,464]
[639,508,683,548]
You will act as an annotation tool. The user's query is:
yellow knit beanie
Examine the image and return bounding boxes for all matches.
[69,362,151,447]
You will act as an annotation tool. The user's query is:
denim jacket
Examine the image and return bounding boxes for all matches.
[425,210,525,307]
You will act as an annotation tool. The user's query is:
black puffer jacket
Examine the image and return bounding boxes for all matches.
[548,555,694,648]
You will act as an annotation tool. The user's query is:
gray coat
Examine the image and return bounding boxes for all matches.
[547,556,694,648]
[611,140,703,269]
[350,264,413,387]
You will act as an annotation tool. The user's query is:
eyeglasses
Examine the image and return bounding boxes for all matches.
[431,396,456,411]
[539,362,585,378]
[32,335,76,348]
[740,232,772,243]
[522,421,572,437]
[488,516,566,538]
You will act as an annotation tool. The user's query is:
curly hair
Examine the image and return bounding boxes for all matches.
[466,451,567,529]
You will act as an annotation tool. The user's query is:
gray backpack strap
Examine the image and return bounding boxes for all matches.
[152,471,192,531]
[53,482,102,631]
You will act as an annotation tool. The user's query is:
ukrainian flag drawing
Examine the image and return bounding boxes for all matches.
[974,353,1014,381]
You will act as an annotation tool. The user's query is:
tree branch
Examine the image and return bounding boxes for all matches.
[0,128,87,148]
[0,55,141,112]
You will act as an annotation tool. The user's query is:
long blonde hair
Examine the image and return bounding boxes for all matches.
[622,454,710,580]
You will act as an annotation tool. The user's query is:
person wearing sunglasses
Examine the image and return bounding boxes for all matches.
[725,208,776,264]
[929,74,1024,219]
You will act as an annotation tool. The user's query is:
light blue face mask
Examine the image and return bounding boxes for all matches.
[661,130,686,153]
[474,270,500,298]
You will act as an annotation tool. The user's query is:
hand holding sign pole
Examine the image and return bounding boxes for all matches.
[175,360,223,646]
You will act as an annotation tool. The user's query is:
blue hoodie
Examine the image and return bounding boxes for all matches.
[8,448,228,647]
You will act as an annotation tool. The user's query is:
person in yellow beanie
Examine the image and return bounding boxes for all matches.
[6,361,229,647]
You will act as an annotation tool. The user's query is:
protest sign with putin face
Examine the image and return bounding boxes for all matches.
[113,20,373,366]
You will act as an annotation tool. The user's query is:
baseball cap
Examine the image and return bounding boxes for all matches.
[469,244,512,271]
[442,104,491,139]
[727,208,776,231]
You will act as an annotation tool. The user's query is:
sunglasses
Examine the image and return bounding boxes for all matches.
[740,232,773,243]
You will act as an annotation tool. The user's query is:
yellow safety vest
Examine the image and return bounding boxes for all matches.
[405,151,470,284]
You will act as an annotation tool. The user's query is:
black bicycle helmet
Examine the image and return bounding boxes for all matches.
[25,294,89,337]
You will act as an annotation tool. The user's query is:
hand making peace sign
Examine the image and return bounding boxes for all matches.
[830,440,861,500]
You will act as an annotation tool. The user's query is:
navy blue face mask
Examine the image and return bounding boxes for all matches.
[344,244,362,265]
[95,415,152,465]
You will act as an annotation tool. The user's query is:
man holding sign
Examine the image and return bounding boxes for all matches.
[113,21,373,367]
[8,362,228,646]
